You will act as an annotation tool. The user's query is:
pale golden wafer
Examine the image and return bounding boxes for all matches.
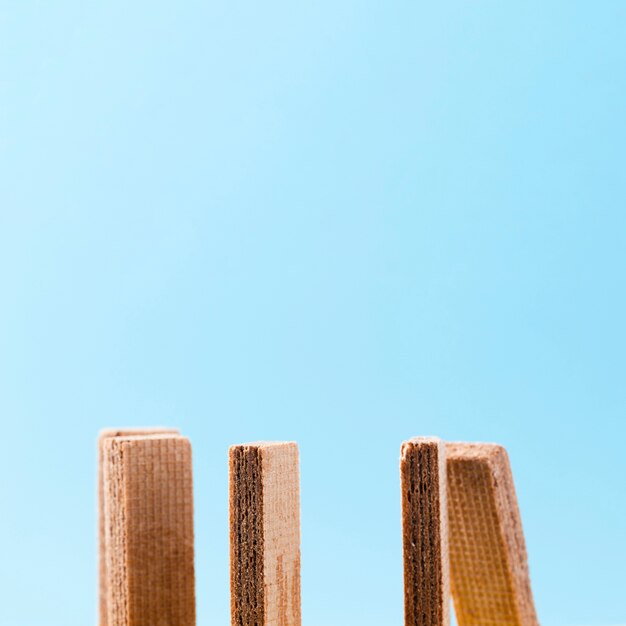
[102,434,195,626]
[401,437,450,626]
[229,442,301,626]
[446,443,538,626]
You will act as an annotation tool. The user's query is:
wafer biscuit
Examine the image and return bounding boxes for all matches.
[229,442,301,626]
[446,443,538,626]
[98,428,179,626]
[102,434,195,626]
[400,437,450,626]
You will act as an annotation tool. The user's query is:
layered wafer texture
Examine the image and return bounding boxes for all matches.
[401,437,450,626]
[98,428,179,626]
[446,443,538,626]
[229,442,301,626]
[102,434,195,626]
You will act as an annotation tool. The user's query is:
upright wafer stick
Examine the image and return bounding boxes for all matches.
[446,443,538,626]
[229,442,301,626]
[102,434,195,626]
[98,428,179,626]
[400,437,450,626]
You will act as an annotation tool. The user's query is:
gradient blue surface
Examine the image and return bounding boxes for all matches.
[1,2,625,625]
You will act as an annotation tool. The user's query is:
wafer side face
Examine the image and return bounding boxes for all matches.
[98,428,179,626]
[446,443,538,626]
[102,434,195,626]
[400,437,450,626]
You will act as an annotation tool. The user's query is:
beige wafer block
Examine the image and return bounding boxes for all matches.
[102,434,195,626]
[446,443,538,626]
[229,441,301,626]
[400,437,450,626]
[98,428,179,626]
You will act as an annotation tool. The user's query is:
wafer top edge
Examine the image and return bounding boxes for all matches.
[445,441,507,465]
[98,427,180,442]
[400,436,443,459]
[102,433,189,448]
[229,441,298,452]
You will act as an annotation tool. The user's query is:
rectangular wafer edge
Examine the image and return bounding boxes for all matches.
[102,433,196,626]
[400,437,450,626]
[98,427,179,626]
[446,442,538,626]
[229,441,302,626]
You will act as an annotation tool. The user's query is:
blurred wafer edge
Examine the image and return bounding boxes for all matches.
[446,442,538,626]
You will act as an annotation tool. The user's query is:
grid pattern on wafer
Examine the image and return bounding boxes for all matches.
[446,443,538,626]
[103,435,196,626]
[98,428,179,626]
[400,437,450,626]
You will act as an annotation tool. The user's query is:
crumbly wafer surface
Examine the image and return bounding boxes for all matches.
[229,444,265,626]
[400,437,450,626]
[446,443,538,626]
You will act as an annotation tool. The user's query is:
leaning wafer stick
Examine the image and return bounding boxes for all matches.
[229,441,301,626]
[400,437,450,626]
[446,443,538,626]
[98,428,179,626]
[102,434,195,626]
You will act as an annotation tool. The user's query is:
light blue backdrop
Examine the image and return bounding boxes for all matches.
[1,2,624,625]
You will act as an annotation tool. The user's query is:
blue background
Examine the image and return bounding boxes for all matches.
[1,2,625,625]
